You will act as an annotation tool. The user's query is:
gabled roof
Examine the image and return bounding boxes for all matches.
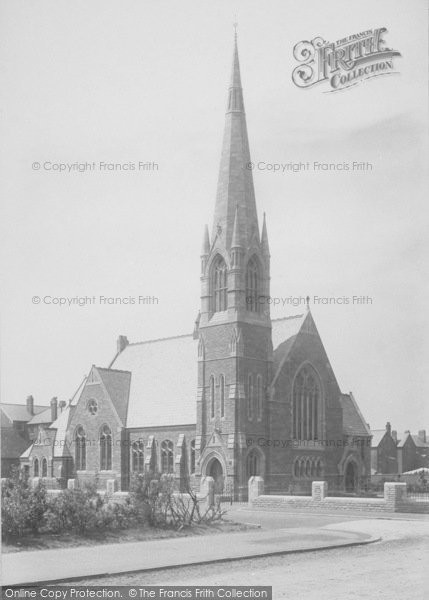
[110,334,196,428]
[0,403,48,424]
[411,435,429,448]
[49,405,76,457]
[397,432,413,448]
[97,367,131,425]
[27,407,52,426]
[340,393,371,437]
[109,316,313,429]
[1,428,30,459]
[371,429,388,447]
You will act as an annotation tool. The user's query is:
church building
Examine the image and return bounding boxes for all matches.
[19,35,371,499]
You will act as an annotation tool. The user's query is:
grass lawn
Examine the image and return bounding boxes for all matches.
[2,519,255,554]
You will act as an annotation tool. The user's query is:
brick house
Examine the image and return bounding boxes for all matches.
[17,35,371,498]
[371,422,399,474]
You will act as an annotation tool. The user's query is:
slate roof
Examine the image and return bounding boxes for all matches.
[110,317,304,429]
[97,367,131,425]
[340,393,371,437]
[27,407,53,426]
[49,405,76,458]
[370,429,387,447]
[411,435,429,448]
[1,428,30,459]
[0,403,49,424]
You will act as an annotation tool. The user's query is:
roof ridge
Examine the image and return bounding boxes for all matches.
[96,366,132,375]
[127,332,193,346]
[271,314,304,322]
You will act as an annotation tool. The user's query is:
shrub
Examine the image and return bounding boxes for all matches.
[1,467,47,540]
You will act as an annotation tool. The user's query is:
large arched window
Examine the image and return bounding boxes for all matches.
[41,457,48,478]
[292,365,321,441]
[132,440,144,473]
[294,460,299,477]
[210,376,215,419]
[75,426,86,470]
[246,450,259,478]
[247,374,253,420]
[100,425,112,470]
[256,375,263,420]
[34,457,39,477]
[245,258,259,312]
[219,375,225,418]
[161,440,174,473]
[190,439,196,474]
[212,256,228,312]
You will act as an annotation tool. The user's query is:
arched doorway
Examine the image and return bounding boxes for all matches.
[208,458,224,494]
[345,461,357,492]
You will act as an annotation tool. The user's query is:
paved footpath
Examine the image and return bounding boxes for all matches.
[2,525,377,586]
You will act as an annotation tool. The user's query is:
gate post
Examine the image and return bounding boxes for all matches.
[200,476,215,510]
[248,476,264,505]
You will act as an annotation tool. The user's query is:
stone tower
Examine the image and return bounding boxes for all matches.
[195,34,272,500]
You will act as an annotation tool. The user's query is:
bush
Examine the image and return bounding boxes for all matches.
[1,468,47,540]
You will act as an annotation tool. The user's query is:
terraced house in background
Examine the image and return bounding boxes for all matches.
[6,36,376,499]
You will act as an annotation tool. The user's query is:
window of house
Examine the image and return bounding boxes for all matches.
[34,457,39,477]
[220,375,225,418]
[41,457,48,478]
[294,460,299,477]
[161,440,174,473]
[245,258,259,312]
[293,365,321,441]
[131,440,144,473]
[75,426,86,470]
[100,425,112,470]
[190,439,196,474]
[212,256,227,312]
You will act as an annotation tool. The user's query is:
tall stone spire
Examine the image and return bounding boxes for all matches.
[211,33,259,250]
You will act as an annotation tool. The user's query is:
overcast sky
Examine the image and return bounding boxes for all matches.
[0,0,427,433]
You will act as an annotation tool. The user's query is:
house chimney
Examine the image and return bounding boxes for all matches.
[117,335,129,354]
[386,422,391,435]
[392,430,397,443]
[50,397,58,422]
[59,400,66,413]
[26,395,34,416]
[418,430,426,443]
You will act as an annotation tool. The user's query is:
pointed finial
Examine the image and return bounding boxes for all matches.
[201,224,210,256]
[306,295,311,311]
[261,212,270,255]
[233,21,238,41]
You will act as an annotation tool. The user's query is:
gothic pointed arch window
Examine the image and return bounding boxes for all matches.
[209,376,215,419]
[211,256,228,312]
[292,365,321,441]
[34,457,39,477]
[161,440,174,473]
[256,375,263,420]
[246,450,259,478]
[294,459,299,477]
[220,375,225,418]
[132,440,144,473]
[247,374,253,420]
[190,439,196,474]
[246,257,259,312]
[41,457,48,478]
[100,425,112,470]
[75,426,86,470]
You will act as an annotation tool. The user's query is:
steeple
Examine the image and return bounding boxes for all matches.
[211,33,259,250]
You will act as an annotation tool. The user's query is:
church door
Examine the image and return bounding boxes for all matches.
[208,458,224,494]
[345,462,357,492]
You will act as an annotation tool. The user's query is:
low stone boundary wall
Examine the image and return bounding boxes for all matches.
[248,479,429,514]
